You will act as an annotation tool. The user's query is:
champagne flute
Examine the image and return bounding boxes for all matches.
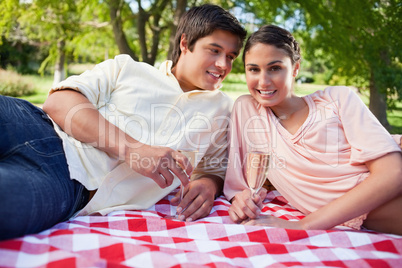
[165,135,200,219]
[246,151,270,198]
[164,149,198,219]
[178,149,198,198]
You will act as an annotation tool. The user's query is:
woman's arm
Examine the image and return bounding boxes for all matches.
[43,89,192,188]
[245,152,402,231]
[300,151,402,230]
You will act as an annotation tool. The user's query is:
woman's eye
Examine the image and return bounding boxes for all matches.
[269,66,281,72]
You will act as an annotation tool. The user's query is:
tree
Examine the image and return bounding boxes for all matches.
[108,0,138,60]
[106,0,241,65]
[106,0,181,65]
[167,0,187,59]
[15,0,82,84]
[0,0,116,84]
[242,0,402,130]
[299,0,401,130]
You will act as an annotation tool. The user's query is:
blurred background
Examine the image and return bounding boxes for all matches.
[0,0,401,132]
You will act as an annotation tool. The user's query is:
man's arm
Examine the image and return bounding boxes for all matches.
[43,89,191,188]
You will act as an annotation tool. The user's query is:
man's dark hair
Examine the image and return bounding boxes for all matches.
[171,4,247,67]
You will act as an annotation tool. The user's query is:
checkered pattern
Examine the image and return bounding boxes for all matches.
[1,190,401,267]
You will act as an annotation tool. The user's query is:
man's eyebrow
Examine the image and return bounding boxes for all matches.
[210,43,239,56]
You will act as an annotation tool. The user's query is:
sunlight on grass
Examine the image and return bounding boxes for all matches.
[21,75,53,104]
[388,102,402,134]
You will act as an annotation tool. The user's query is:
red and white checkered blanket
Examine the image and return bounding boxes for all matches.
[1,190,401,267]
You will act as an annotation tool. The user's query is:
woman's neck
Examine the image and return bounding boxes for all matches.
[270,95,306,120]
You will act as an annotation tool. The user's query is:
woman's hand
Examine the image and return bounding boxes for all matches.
[242,215,304,229]
[228,188,267,223]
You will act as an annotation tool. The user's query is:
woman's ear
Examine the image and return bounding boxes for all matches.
[180,33,188,54]
[293,62,300,77]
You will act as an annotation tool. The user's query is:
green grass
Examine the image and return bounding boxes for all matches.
[388,102,402,134]
[15,64,96,105]
[20,74,53,105]
[10,71,402,134]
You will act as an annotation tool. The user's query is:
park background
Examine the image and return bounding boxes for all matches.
[0,0,401,133]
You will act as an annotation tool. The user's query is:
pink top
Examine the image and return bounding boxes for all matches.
[224,86,401,215]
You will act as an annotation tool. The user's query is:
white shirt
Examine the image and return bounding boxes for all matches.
[50,54,233,215]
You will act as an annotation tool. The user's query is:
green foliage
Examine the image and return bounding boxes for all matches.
[300,0,401,99]
[0,69,35,97]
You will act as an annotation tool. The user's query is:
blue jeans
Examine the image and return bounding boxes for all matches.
[0,96,89,240]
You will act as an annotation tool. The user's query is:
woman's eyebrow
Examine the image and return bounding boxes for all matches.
[245,60,283,67]
[266,60,282,65]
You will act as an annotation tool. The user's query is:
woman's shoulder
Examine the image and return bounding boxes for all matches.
[234,94,258,105]
[308,86,360,104]
[309,86,354,97]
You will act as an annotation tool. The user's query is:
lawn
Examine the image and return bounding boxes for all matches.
[9,71,402,134]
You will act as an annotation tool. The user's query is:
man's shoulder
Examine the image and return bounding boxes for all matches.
[113,54,155,69]
[205,90,234,113]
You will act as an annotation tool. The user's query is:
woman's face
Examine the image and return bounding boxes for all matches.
[244,43,299,108]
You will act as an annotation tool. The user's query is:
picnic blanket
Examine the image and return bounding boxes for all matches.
[1,190,401,267]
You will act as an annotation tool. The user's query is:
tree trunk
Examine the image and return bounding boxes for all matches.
[168,0,187,60]
[369,71,391,131]
[109,0,137,60]
[137,2,149,63]
[53,39,65,86]
[149,0,170,65]
[137,0,170,65]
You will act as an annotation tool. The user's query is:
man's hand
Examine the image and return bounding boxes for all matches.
[44,90,193,189]
[228,188,267,223]
[170,175,222,221]
[125,145,193,188]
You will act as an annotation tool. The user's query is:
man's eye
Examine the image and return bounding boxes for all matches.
[247,67,259,73]
[227,55,235,61]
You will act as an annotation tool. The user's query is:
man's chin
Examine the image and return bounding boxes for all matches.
[213,83,223,90]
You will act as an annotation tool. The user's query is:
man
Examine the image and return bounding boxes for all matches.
[0,4,247,240]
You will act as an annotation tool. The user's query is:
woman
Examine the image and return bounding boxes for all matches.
[223,25,402,234]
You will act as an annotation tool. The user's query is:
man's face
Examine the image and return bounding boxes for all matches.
[174,30,240,92]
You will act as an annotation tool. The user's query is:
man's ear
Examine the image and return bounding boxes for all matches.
[180,33,188,53]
